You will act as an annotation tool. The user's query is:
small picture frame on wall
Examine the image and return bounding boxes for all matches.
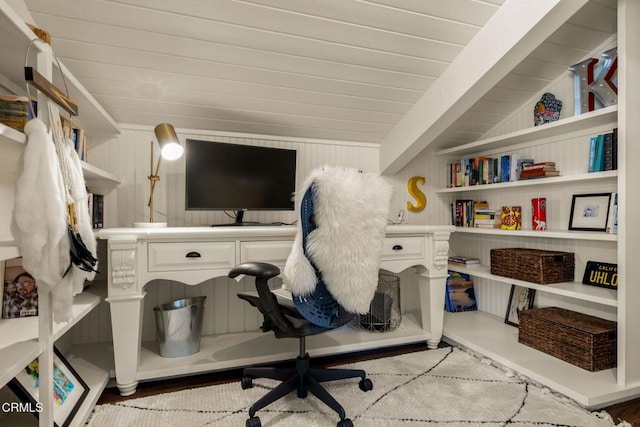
[504,285,536,327]
[8,347,89,427]
[568,193,612,232]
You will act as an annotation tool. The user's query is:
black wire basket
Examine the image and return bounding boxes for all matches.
[353,272,401,332]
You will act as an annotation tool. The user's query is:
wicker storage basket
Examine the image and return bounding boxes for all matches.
[519,307,616,371]
[490,248,574,284]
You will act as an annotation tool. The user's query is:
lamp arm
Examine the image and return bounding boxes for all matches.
[147,156,162,207]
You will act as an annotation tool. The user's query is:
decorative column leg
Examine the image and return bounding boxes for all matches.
[417,273,447,349]
[106,237,143,396]
[419,233,450,349]
[106,294,145,396]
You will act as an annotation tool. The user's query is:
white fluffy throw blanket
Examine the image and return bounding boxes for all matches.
[11,113,96,322]
[283,166,393,314]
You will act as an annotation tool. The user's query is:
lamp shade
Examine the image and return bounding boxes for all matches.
[154,123,183,160]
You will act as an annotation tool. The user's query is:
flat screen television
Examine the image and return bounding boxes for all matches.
[185,139,297,225]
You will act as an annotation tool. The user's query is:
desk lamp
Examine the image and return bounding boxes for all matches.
[134,123,183,228]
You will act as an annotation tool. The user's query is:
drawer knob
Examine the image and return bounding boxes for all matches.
[185,251,202,258]
[392,245,403,251]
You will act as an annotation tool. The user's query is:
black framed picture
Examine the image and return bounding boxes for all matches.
[568,193,612,232]
[504,285,536,326]
[9,347,89,427]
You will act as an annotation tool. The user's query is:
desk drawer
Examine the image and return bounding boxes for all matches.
[382,237,424,261]
[240,241,293,266]
[148,242,236,272]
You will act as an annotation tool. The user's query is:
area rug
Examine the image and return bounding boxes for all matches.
[87,347,623,426]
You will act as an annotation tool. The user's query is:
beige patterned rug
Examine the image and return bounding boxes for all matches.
[87,347,623,426]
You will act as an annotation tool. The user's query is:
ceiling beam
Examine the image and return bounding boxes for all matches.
[379,0,589,175]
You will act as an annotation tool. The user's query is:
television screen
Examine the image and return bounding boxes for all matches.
[185,139,297,212]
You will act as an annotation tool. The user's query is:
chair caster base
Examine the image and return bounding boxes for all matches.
[359,377,373,391]
[241,376,254,390]
[337,418,353,427]
[246,416,261,427]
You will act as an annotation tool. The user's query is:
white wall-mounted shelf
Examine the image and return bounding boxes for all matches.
[447,264,617,307]
[451,227,617,241]
[82,161,121,194]
[0,292,100,350]
[436,171,617,194]
[0,236,20,261]
[435,106,618,157]
[0,123,120,192]
[0,1,120,137]
[0,340,41,390]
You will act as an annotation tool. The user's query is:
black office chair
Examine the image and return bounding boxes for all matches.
[229,167,392,427]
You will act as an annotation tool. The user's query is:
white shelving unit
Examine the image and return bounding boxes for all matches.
[435,76,631,408]
[0,1,121,425]
[443,311,640,409]
[436,170,617,194]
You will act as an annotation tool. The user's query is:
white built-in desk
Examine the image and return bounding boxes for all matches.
[98,225,454,396]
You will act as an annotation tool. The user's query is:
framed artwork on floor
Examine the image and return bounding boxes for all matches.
[9,347,89,427]
[504,285,536,327]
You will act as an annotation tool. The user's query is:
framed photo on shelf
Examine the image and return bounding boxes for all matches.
[8,347,89,427]
[568,193,612,232]
[504,285,536,327]
[2,257,38,319]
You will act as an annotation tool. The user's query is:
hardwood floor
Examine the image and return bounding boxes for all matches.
[97,343,639,426]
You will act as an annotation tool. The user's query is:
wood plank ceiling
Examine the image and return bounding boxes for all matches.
[23,0,616,162]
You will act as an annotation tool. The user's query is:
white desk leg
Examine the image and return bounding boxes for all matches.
[106,293,145,396]
[418,272,447,349]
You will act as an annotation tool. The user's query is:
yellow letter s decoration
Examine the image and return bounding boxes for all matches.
[406,176,427,212]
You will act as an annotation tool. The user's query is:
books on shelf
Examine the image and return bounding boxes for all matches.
[519,161,560,180]
[0,95,36,132]
[448,255,481,266]
[86,191,104,229]
[588,129,617,172]
[445,271,477,313]
[447,154,544,187]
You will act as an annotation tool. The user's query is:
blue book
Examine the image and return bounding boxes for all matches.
[588,136,597,172]
[594,134,605,172]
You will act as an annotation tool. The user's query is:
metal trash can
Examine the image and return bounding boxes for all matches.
[153,296,206,358]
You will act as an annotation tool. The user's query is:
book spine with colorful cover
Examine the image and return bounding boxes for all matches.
[594,133,605,172]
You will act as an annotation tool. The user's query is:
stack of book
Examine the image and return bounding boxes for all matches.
[588,129,618,172]
[448,255,481,267]
[474,207,500,228]
[0,95,36,132]
[519,162,560,179]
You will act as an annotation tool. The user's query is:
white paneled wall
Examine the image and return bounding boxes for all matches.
[72,127,382,345]
[89,126,380,228]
